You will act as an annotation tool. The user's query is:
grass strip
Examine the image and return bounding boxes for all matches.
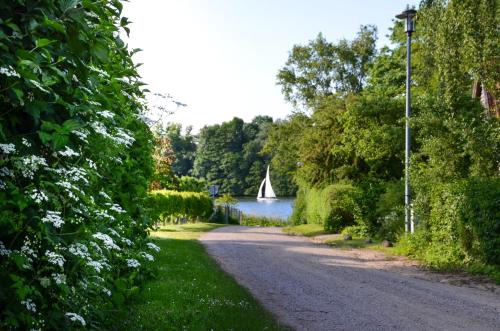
[116,223,287,330]
[282,224,327,237]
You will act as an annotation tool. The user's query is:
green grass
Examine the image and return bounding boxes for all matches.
[240,214,289,227]
[282,223,327,237]
[116,223,287,330]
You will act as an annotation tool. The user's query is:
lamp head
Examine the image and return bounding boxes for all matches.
[396,7,417,34]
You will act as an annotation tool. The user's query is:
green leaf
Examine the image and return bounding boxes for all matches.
[62,119,81,132]
[35,38,56,48]
[43,17,66,33]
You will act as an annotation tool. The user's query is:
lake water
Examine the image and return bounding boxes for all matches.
[235,197,295,220]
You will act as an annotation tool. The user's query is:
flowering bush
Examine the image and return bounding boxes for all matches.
[0,1,159,329]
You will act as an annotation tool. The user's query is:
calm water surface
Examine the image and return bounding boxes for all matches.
[235,197,295,220]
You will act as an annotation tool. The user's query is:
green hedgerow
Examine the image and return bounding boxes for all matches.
[0,1,159,329]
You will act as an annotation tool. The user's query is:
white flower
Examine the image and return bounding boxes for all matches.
[99,191,110,200]
[0,241,11,256]
[68,243,89,259]
[28,79,50,93]
[21,138,31,147]
[65,313,86,327]
[90,121,110,138]
[92,232,121,250]
[45,251,65,267]
[140,252,154,262]
[0,66,20,78]
[97,110,114,119]
[122,238,133,246]
[58,146,79,157]
[102,288,112,296]
[21,298,36,313]
[30,189,48,204]
[87,260,104,273]
[87,158,97,170]
[0,180,5,190]
[42,211,64,228]
[20,155,47,179]
[0,143,16,154]
[146,242,161,253]
[112,128,135,147]
[109,203,125,214]
[0,167,13,177]
[72,129,89,142]
[51,273,66,285]
[126,259,140,268]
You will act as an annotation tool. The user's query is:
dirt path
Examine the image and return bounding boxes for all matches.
[200,226,500,331]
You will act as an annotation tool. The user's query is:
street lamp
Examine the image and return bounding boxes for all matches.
[396,6,416,233]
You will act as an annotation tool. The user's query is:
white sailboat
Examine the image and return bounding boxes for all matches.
[257,165,276,200]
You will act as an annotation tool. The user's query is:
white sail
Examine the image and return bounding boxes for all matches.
[257,178,266,199]
[257,165,276,199]
[264,165,276,198]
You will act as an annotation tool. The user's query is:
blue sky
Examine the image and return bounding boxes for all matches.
[122,0,419,132]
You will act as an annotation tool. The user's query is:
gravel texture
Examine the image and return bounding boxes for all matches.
[200,226,500,331]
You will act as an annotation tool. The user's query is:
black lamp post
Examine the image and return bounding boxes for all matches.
[396,6,416,233]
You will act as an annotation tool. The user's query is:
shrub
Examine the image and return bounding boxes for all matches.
[240,214,287,227]
[178,176,207,192]
[150,190,213,221]
[341,225,369,237]
[375,181,405,241]
[402,177,500,268]
[0,1,159,329]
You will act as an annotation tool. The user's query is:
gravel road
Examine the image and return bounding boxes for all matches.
[200,226,500,331]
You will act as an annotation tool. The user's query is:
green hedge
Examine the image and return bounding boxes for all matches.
[292,184,361,232]
[150,190,213,221]
[402,178,500,268]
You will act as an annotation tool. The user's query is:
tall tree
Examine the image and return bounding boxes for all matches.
[276,26,378,108]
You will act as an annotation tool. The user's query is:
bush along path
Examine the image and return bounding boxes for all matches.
[0,2,159,329]
[116,223,287,331]
[201,226,500,331]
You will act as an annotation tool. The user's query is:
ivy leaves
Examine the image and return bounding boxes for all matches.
[39,120,81,150]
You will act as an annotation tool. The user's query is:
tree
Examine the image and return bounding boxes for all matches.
[277,26,378,108]
[164,123,197,176]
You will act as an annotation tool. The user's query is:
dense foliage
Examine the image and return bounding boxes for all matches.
[193,116,296,196]
[0,1,160,329]
[271,0,499,271]
[149,190,213,222]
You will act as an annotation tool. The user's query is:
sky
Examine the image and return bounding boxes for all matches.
[122,0,419,132]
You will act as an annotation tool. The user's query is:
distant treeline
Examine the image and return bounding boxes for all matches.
[155,118,297,196]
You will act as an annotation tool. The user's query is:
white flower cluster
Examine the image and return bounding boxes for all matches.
[20,155,47,179]
[122,237,133,246]
[86,260,109,273]
[97,110,114,119]
[87,158,97,170]
[52,273,67,285]
[140,252,154,262]
[22,138,31,147]
[0,167,13,177]
[0,241,12,256]
[42,211,64,228]
[30,189,48,204]
[65,312,86,327]
[28,79,49,93]
[45,251,65,267]
[92,233,121,250]
[68,243,90,260]
[126,259,140,268]
[99,190,111,200]
[0,66,20,78]
[72,129,89,143]
[90,121,111,138]
[146,242,161,253]
[53,166,89,185]
[109,203,125,214]
[21,298,36,313]
[112,128,135,147]
[56,180,83,200]
[95,209,115,221]
[21,240,37,263]
[58,146,80,157]
[0,143,16,154]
